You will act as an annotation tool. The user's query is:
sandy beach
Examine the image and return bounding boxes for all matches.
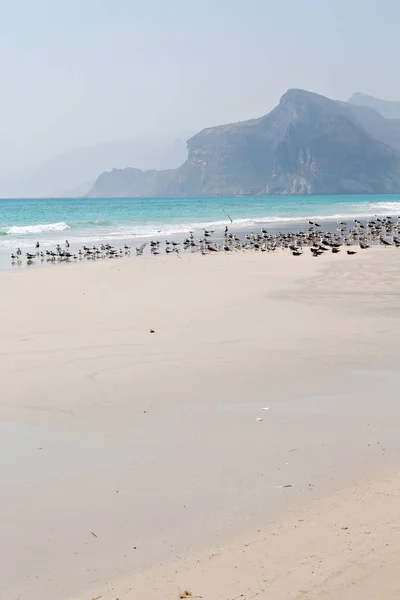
[1,248,399,599]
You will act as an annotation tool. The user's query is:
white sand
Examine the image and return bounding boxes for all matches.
[0,249,399,599]
[108,468,400,600]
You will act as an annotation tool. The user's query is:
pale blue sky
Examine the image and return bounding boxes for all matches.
[1,0,399,194]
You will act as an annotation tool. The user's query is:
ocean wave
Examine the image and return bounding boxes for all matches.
[1,200,400,248]
[352,201,400,211]
[3,222,71,235]
[104,209,400,238]
[77,219,114,226]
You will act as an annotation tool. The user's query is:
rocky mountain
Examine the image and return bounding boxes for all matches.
[343,102,400,151]
[88,89,400,197]
[348,93,400,120]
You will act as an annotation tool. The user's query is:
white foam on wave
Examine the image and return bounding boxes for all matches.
[354,201,400,211]
[104,207,400,238]
[108,216,317,238]
[5,222,71,235]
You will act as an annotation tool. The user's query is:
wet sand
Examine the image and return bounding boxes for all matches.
[0,249,399,599]
[110,467,400,600]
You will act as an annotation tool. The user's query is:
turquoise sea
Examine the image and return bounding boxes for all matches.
[1,195,400,255]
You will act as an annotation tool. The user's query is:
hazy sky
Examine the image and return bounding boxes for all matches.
[1,0,400,192]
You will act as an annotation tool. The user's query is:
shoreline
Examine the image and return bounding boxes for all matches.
[1,250,399,599]
[1,192,400,268]
[2,212,400,271]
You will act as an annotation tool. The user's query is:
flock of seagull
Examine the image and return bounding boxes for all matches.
[11,241,133,265]
[10,216,400,267]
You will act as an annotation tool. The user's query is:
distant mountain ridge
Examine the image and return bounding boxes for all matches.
[88,89,400,197]
[4,136,189,198]
[348,93,400,120]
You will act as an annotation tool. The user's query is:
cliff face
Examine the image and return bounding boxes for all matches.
[265,91,400,194]
[88,89,400,197]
